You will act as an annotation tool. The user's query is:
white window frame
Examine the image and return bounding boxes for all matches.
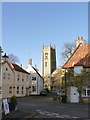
[82,88,90,97]
[32,86,36,92]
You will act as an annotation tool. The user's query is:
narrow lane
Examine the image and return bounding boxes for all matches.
[17,96,89,118]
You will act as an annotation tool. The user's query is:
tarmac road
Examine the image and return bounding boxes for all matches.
[16,95,89,119]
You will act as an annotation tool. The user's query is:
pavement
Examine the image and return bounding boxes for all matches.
[2,109,38,120]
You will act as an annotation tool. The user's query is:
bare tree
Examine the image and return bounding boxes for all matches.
[61,42,75,62]
[8,54,19,64]
[52,69,62,90]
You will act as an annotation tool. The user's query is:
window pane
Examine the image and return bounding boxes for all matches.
[82,89,86,96]
[32,77,36,80]
[87,90,90,96]
[32,86,36,92]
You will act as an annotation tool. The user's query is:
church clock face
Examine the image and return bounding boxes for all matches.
[45,53,48,59]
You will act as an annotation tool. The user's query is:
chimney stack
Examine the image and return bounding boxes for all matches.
[76,36,85,48]
[28,59,32,65]
[20,64,22,68]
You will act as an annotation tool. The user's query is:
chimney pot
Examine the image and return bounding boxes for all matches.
[81,37,83,39]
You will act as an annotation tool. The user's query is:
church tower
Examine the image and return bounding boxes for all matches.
[41,44,56,90]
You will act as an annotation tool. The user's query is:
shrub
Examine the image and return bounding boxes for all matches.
[10,96,17,103]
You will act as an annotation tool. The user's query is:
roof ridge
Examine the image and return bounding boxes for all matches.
[62,44,90,68]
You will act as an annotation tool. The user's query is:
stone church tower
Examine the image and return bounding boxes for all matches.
[41,44,56,90]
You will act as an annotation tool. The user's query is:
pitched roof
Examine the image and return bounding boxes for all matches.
[9,63,29,74]
[32,66,44,80]
[62,44,90,68]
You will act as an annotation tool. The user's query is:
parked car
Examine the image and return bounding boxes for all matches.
[40,90,47,96]
[45,88,49,92]
[57,90,62,96]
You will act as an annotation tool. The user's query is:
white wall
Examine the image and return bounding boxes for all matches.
[26,64,44,95]
[74,66,83,76]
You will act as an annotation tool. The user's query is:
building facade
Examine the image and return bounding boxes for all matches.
[41,44,56,90]
[26,59,44,95]
[0,61,30,99]
[62,37,90,103]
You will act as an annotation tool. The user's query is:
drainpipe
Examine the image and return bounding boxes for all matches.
[37,77,38,95]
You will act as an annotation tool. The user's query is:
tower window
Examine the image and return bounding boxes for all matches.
[45,62,47,67]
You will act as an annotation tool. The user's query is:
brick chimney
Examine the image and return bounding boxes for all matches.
[20,64,22,68]
[28,59,32,65]
[76,36,85,48]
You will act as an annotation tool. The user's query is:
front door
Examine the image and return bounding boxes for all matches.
[70,86,79,103]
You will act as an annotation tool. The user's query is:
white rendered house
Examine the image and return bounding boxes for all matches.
[26,59,44,95]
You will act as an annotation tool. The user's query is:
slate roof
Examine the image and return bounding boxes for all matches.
[62,44,90,68]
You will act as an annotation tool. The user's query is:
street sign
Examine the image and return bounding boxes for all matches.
[3,99,10,115]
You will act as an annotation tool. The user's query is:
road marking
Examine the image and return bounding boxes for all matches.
[55,115,64,118]
[60,115,70,118]
[36,109,41,112]
[36,109,79,119]
[51,113,60,116]
[43,111,50,114]
[72,116,79,118]
[39,112,45,115]
[46,113,54,116]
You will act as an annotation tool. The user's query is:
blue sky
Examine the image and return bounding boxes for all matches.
[2,2,88,72]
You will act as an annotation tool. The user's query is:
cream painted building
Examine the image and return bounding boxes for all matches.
[26,59,44,95]
[41,45,56,90]
[0,57,30,99]
[1,61,14,99]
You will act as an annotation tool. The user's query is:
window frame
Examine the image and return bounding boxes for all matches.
[32,86,36,92]
[32,77,36,80]
[82,88,90,97]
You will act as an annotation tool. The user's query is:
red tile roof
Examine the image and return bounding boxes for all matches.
[62,44,90,68]
[9,63,29,74]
